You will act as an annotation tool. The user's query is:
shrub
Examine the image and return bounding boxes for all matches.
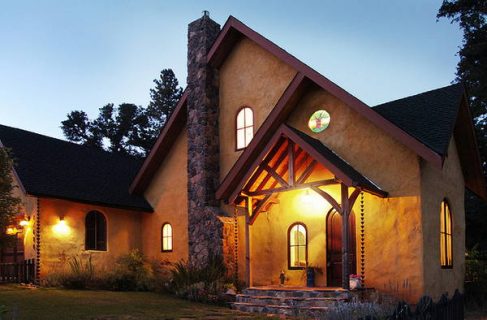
[106,249,155,291]
[465,246,487,310]
[313,299,394,320]
[168,255,228,303]
[59,255,95,289]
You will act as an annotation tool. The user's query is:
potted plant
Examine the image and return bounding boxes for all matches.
[349,274,362,290]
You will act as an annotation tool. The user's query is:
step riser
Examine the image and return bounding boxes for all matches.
[236,296,341,308]
[232,303,327,317]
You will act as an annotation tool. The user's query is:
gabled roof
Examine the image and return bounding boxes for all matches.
[373,84,486,200]
[221,124,386,204]
[131,15,486,200]
[373,84,464,156]
[0,124,152,212]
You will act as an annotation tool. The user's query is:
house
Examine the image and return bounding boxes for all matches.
[1,13,484,304]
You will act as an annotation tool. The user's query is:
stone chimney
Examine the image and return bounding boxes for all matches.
[186,11,223,267]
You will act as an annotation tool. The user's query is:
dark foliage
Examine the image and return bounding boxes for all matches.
[61,69,183,157]
[0,148,21,249]
[438,0,487,251]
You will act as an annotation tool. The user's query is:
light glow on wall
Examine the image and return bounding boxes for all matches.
[52,217,71,236]
[298,188,331,215]
[6,226,18,235]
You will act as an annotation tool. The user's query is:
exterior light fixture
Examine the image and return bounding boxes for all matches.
[6,226,18,235]
[302,189,313,204]
[53,216,70,236]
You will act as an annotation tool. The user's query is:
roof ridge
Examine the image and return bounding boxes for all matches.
[373,83,463,109]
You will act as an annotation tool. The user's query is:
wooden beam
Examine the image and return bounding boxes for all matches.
[341,183,350,290]
[297,159,317,184]
[262,164,289,187]
[311,185,342,214]
[347,188,361,214]
[254,145,289,191]
[245,197,252,287]
[243,138,285,192]
[249,194,272,225]
[288,140,295,186]
[249,179,338,196]
[266,148,304,191]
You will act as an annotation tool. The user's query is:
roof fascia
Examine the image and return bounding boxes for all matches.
[130,90,188,194]
[31,192,154,213]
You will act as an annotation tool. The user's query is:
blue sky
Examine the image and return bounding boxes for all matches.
[0,0,461,139]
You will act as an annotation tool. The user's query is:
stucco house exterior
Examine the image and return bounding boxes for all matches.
[1,14,485,304]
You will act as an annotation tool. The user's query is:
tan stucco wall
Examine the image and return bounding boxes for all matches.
[38,198,143,278]
[219,37,297,179]
[420,138,465,300]
[143,129,189,263]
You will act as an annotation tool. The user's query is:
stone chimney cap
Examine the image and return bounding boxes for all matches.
[202,10,210,18]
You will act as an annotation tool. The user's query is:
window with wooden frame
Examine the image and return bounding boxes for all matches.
[288,223,307,269]
[85,211,107,251]
[236,107,254,150]
[440,200,453,268]
[161,223,173,252]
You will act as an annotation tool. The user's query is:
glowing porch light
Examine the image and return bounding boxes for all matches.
[53,217,70,236]
[6,226,18,235]
[19,219,29,227]
[299,188,332,214]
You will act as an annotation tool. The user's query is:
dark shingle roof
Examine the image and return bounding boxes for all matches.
[286,125,387,197]
[0,124,152,212]
[373,84,465,156]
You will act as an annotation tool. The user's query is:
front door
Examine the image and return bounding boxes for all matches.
[326,210,356,287]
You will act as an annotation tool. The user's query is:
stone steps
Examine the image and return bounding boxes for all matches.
[231,287,351,317]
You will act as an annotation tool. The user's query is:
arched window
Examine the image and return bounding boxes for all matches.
[161,223,173,252]
[288,223,307,269]
[440,200,453,268]
[236,107,254,150]
[85,211,107,251]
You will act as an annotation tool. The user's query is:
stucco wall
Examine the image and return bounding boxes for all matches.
[38,198,143,278]
[243,85,425,301]
[420,138,465,300]
[143,129,189,263]
[218,37,297,179]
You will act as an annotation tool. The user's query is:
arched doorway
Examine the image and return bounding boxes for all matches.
[326,210,357,287]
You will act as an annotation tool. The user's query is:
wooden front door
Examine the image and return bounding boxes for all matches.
[326,210,356,287]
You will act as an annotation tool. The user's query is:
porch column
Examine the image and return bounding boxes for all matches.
[341,183,350,290]
[245,197,252,287]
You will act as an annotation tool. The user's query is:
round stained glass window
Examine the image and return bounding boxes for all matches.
[308,110,330,133]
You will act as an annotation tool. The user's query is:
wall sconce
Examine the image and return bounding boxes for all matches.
[6,226,19,235]
[53,216,70,236]
[19,216,30,227]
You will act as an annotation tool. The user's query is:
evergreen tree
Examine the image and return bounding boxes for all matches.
[438,0,487,251]
[0,148,21,249]
[146,69,183,146]
[61,68,183,157]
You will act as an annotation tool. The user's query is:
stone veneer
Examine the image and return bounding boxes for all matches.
[186,12,224,267]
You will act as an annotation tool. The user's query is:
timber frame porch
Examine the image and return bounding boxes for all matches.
[218,124,387,290]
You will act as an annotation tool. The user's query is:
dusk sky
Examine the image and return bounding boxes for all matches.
[0,1,462,139]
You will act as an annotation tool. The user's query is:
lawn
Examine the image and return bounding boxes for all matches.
[0,284,269,320]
